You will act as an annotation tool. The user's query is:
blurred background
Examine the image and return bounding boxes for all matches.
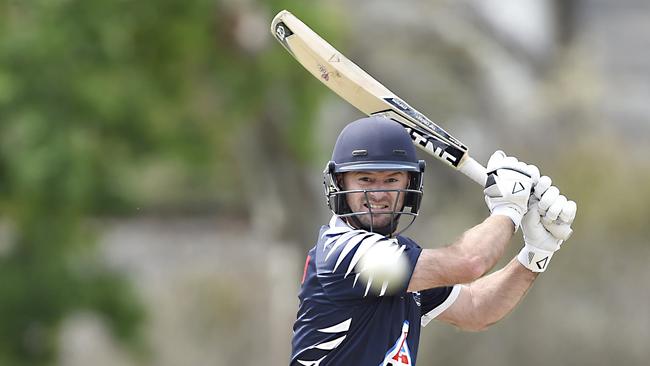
[1,0,649,365]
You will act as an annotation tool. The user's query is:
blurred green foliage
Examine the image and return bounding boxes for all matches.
[0,0,338,363]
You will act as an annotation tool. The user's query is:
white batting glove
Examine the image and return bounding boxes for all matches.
[533,176,577,240]
[484,151,540,231]
[517,188,577,272]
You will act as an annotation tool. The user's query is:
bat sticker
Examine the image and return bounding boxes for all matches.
[384,97,467,151]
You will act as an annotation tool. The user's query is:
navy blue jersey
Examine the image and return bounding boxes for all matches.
[290,216,460,366]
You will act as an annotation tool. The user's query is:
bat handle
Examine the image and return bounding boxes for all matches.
[459,156,488,187]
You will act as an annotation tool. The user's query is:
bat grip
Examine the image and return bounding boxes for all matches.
[459,157,488,187]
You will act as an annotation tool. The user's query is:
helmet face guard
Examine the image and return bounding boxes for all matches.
[323,116,426,236]
[324,169,424,236]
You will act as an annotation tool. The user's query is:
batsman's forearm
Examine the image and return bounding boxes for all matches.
[454,215,515,275]
[408,215,513,291]
[464,258,538,330]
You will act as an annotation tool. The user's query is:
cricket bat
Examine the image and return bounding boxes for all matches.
[270,10,488,186]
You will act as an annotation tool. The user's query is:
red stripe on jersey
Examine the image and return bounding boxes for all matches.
[301,255,311,284]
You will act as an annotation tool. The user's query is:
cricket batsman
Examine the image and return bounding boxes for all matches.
[290,117,577,365]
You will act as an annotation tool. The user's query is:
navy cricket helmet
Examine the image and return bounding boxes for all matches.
[324,116,425,236]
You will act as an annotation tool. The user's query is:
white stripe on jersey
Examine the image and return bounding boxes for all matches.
[297,356,326,366]
[325,229,366,261]
[332,233,372,272]
[322,216,407,297]
[322,216,351,236]
[317,318,351,333]
[344,233,386,278]
[297,317,352,365]
[315,335,347,350]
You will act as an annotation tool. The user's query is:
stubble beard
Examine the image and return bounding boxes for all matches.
[356,213,394,232]
[343,190,405,236]
[349,200,399,235]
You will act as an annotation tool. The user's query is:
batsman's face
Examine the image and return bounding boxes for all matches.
[341,171,409,231]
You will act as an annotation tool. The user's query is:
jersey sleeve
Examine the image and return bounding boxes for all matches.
[420,285,461,327]
[315,225,422,302]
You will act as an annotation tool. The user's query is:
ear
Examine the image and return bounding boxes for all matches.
[335,173,345,189]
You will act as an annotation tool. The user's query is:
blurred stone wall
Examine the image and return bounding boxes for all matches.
[60,217,302,366]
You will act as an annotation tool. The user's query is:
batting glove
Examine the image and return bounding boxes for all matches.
[533,176,577,240]
[518,183,577,272]
[484,151,540,231]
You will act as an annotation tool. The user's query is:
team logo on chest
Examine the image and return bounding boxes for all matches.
[381,321,412,365]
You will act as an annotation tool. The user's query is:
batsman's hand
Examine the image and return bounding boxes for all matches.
[484,151,540,231]
[518,184,577,272]
[533,175,577,240]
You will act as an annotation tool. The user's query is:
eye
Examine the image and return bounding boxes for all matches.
[359,176,372,182]
[386,176,406,185]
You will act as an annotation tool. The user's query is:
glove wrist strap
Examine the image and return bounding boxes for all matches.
[490,206,522,232]
[517,244,554,272]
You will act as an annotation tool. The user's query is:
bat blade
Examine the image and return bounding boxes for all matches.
[271,10,487,186]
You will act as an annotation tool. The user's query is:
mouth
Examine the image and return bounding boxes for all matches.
[363,203,390,212]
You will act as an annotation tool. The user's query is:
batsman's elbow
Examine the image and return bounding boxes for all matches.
[459,255,489,283]
[456,319,495,332]
[440,314,492,332]
[436,284,499,332]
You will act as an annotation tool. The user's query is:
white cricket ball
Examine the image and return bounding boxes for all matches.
[358,244,409,293]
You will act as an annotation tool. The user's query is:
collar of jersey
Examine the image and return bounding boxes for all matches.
[329,215,353,230]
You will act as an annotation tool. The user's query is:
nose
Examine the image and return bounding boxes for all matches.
[366,189,390,201]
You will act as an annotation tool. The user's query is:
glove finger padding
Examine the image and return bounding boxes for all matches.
[542,218,573,241]
[526,164,541,184]
[541,198,577,240]
[486,150,508,171]
[559,200,577,224]
[545,194,567,221]
[534,175,552,199]
[538,186,560,214]
[502,156,520,169]
[513,161,528,173]
[522,203,561,252]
